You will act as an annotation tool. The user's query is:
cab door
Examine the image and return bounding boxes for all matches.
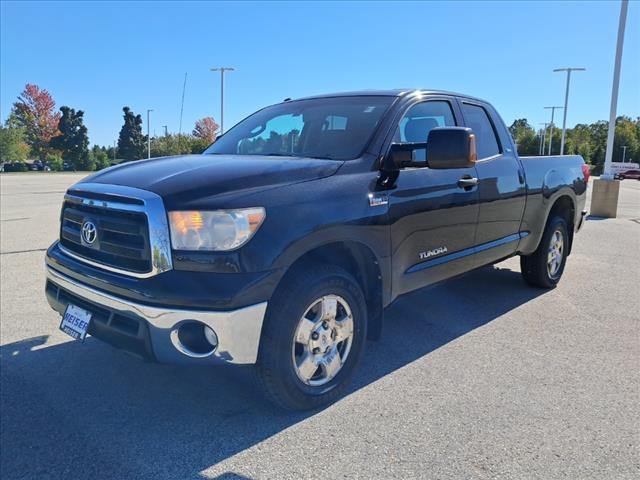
[387,98,480,300]
[458,100,527,267]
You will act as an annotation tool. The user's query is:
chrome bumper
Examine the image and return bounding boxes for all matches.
[46,266,267,365]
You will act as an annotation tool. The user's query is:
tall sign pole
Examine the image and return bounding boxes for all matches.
[602,0,628,179]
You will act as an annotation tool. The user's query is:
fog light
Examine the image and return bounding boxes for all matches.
[171,321,219,358]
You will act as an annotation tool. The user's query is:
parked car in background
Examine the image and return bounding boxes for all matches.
[615,169,640,180]
[45,89,589,410]
[1,162,29,172]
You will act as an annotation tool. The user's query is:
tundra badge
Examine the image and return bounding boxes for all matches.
[419,246,448,260]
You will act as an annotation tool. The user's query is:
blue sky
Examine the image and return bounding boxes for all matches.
[1,1,638,147]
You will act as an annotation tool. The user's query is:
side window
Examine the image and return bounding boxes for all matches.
[461,103,500,159]
[395,101,456,161]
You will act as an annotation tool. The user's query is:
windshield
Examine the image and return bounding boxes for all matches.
[204,96,395,160]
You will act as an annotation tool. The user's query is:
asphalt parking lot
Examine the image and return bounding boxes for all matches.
[1,173,638,479]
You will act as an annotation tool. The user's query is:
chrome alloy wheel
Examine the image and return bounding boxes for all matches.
[292,295,354,387]
[547,230,564,278]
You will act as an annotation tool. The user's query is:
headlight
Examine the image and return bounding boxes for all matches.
[168,208,265,251]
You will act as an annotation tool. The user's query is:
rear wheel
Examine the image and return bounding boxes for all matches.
[520,215,569,288]
[256,264,367,410]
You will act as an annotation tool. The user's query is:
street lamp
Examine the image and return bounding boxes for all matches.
[621,145,628,163]
[210,67,235,134]
[538,123,549,155]
[553,67,586,155]
[544,106,563,155]
[146,109,154,159]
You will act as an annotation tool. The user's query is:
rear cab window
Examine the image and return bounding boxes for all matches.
[460,103,501,159]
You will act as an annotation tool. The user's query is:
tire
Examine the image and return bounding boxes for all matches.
[619,175,625,180]
[520,215,569,289]
[256,264,367,410]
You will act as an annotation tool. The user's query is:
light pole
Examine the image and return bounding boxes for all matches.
[544,106,563,155]
[146,109,153,159]
[210,67,235,134]
[603,0,629,179]
[553,67,586,155]
[113,141,116,163]
[621,145,628,163]
[539,123,549,155]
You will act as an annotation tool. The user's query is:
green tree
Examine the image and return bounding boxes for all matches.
[117,107,146,161]
[613,116,639,164]
[150,133,193,157]
[49,106,91,170]
[89,145,110,170]
[45,152,64,171]
[508,119,540,156]
[0,126,30,163]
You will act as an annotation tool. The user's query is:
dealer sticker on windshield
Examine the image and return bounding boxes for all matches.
[59,304,92,341]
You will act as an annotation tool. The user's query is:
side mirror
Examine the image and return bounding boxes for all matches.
[386,142,428,169]
[426,127,477,169]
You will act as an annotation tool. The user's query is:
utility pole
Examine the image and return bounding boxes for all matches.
[621,145,628,163]
[210,67,235,134]
[553,67,586,155]
[544,106,563,155]
[147,109,153,159]
[179,73,187,135]
[538,123,549,155]
[603,0,628,179]
[113,141,116,163]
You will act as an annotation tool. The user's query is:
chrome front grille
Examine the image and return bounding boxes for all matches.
[61,202,151,273]
[58,183,173,278]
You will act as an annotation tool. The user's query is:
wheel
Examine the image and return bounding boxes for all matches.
[619,175,625,180]
[256,264,367,410]
[520,215,569,288]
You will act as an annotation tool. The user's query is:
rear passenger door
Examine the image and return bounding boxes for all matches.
[459,100,527,266]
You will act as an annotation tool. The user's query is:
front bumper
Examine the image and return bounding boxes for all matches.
[46,266,267,365]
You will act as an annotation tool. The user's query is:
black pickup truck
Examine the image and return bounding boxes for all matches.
[45,90,589,410]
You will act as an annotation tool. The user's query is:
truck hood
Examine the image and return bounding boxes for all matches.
[80,154,343,207]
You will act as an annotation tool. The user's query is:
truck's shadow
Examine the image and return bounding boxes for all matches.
[1,265,547,479]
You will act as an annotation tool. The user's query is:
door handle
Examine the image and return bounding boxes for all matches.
[457,176,479,189]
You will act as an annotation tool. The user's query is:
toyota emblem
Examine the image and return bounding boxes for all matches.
[81,220,98,245]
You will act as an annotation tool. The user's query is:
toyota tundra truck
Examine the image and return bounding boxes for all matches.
[45,90,589,410]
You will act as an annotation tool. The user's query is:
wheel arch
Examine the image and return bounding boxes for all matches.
[275,241,386,341]
[520,192,576,256]
[546,194,576,255]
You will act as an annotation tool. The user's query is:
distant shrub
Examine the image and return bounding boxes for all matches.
[46,152,64,171]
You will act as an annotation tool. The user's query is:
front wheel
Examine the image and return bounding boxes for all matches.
[520,215,569,288]
[256,264,367,410]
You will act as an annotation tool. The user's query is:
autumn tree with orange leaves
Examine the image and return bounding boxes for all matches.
[193,117,219,144]
[7,84,61,159]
